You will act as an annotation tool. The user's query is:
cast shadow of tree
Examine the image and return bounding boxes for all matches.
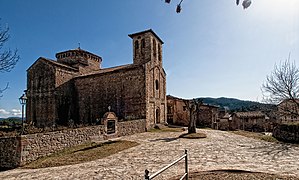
[149,137,179,142]
[249,142,298,160]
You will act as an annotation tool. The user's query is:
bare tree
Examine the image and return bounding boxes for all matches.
[184,99,202,134]
[0,20,19,97]
[0,20,19,73]
[262,55,299,116]
[0,83,9,98]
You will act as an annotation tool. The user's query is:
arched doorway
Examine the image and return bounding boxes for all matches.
[156,108,160,124]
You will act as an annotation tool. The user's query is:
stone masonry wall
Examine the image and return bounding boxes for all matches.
[0,119,145,168]
[75,65,146,124]
[118,119,146,137]
[0,136,21,168]
[273,124,299,143]
[20,125,105,165]
[27,60,57,127]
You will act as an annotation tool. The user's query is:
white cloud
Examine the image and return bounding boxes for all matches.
[10,109,21,116]
[0,109,10,115]
[0,109,22,118]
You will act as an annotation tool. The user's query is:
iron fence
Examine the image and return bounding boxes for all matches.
[144,149,188,180]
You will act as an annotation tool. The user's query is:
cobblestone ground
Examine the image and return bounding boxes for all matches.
[1,129,299,180]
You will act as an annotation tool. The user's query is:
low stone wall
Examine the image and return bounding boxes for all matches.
[20,125,105,165]
[118,119,146,137]
[0,119,146,169]
[0,136,21,168]
[273,124,299,143]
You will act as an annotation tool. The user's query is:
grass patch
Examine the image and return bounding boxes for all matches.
[230,131,278,143]
[23,140,139,169]
[179,132,207,139]
[148,127,185,133]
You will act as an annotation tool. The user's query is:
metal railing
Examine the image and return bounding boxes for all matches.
[144,149,188,180]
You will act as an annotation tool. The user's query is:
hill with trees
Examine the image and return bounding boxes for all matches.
[198,97,276,113]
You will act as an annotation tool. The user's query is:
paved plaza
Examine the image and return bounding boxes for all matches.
[1,129,299,179]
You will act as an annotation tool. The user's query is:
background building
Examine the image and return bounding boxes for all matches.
[231,111,267,132]
[166,95,189,126]
[277,99,299,124]
[166,95,219,127]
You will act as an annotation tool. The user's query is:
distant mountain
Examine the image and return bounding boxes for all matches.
[197,97,276,113]
[0,117,22,122]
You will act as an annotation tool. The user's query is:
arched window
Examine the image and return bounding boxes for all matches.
[135,40,139,49]
[134,40,139,58]
[158,44,161,61]
[153,39,156,57]
[141,39,145,48]
[155,80,159,90]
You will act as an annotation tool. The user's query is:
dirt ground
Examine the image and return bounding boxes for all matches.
[170,170,299,180]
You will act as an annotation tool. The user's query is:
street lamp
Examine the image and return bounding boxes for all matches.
[19,93,27,134]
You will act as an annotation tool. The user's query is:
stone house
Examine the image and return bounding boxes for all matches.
[197,104,219,128]
[26,29,167,130]
[277,99,299,124]
[166,95,219,127]
[214,112,232,130]
[231,111,267,132]
[166,95,190,126]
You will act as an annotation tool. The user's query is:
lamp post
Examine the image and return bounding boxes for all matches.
[19,93,27,135]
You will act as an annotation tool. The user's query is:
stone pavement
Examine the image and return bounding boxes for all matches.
[1,129,299,179]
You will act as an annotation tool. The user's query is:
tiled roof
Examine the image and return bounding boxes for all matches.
[55,48,102,59]
[201,104,219,109]
[234,111,265,118]
[27,57,78,71]
[42,58,78,71]
[128,29,164,44]
[223,113,231,119]
[278,99,299,105]
[75,64,138,78]
[166,95,190,101]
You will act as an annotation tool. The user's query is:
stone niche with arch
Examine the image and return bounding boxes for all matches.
[102,112,118,138]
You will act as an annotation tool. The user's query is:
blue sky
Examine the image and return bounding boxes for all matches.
[0,0,298,118]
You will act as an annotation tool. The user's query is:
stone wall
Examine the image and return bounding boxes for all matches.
[166,96,189,126]
[118,119,146,137]
[0,119,146,169]
[273,124,299,143]
[26,59,57,127]
[0,136,21,168]
[20,125,105,165]
[197,105,218,128]
[74,65,147,124]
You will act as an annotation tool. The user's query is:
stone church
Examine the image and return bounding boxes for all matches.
[26,29,166,129]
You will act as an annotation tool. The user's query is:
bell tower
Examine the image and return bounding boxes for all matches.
[128,29,163,65]
[130,29,166,128]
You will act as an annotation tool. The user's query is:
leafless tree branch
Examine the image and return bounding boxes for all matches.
[0,20,20,73]
[262,55,299,116]
[0,82,9,98]
[0,19,20,97]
